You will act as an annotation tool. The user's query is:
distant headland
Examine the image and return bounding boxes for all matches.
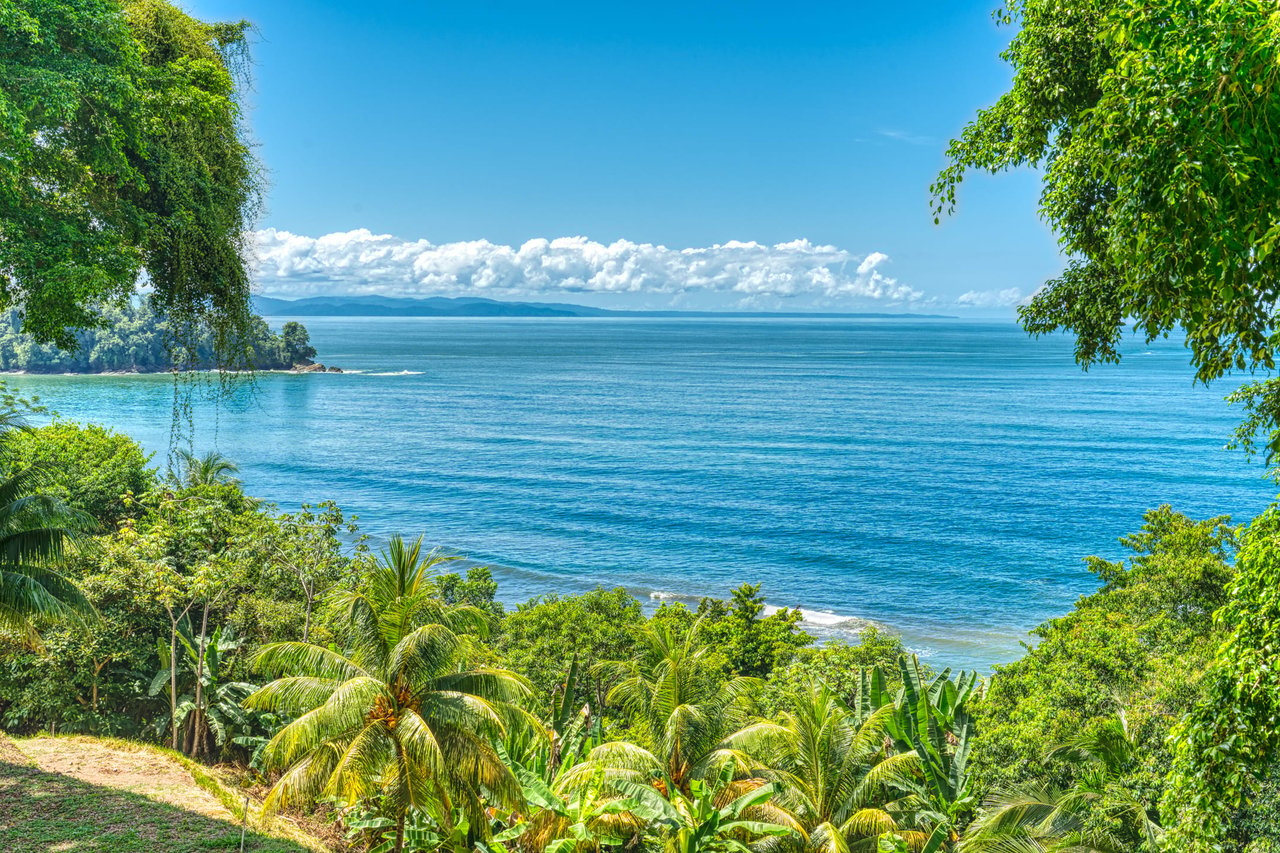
[253,294,957,320]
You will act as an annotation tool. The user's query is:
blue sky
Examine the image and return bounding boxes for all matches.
[188,0,1061,313]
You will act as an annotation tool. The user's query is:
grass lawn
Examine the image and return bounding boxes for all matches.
[0,735,320,853]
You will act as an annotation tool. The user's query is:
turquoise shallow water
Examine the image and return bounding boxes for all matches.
[8,317,1274,671]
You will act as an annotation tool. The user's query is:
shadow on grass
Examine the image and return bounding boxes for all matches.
[0,757,314,853]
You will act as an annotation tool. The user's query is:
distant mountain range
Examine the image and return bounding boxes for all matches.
[253,295,954,319]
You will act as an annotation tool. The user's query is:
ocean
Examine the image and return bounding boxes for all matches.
[9,316,1274,672]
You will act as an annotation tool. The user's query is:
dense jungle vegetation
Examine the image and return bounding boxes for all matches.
[0,416,1275,853]
[8,0,1280,850]
[0,299,318,373]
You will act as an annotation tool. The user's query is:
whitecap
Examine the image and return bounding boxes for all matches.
[763,604,874,633]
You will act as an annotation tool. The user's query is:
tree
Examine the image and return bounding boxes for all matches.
[759,628,909,719]
[246,533,532,853]
[870,658,980,853]
[280,322,317,366]
[175,449,240,488]
[736,677,910,853]
[148,622,256,759]
[576,619,763,796]
[696,585,812,679]
[495,588,644,714]
[613,767,797,853]
[436,565,503,618]
[933,0,1280,469]
[0,412,94,637]
[259,502,364,643]
[963,716,1162,853]
[1163,504,1280,850]
[4,421,156,527]
[1,0,261,359]
[504,762,648,853]
[0,301,317,373]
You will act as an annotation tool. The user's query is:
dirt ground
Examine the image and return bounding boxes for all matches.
[18,736,234,820]
[0,734,317,853]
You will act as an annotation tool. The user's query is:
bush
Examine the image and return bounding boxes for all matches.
[5,421,157,527]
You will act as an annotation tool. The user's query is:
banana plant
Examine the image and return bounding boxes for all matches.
[148,622,257,757]
[339,800,481,853]
[614,765,797,853]
[505,656,603,786]
[496,757,649,853]
[867,657,980,852]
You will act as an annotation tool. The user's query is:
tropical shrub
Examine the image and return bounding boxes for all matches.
[4,420,156,527]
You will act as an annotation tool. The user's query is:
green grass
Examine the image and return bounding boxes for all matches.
[0,739,317,853]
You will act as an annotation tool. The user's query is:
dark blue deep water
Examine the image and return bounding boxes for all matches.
[9,317,1274,671]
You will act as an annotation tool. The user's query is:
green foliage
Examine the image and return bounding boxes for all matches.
[614,767,796,853]
[0,299,314,373]
[495,588,644,716]
[578,619,762,794]
[971,506,1232,806]
[0,414,95,637]
[148,622,258,759]
[0,458,365,740]
[761,627,909,717]
[436,565,503,617]
[964,715,1162,853]
[738,676,907,853]
[1164,503,1280,850]
[4,421,156,526]
[696,584,813,679]
[246,536,533,852]
[280,321,317,365]
[880,657,978,848]
[0,526,168,736]
[0,0,260,359]
[935,0,1280,469]
[173,448,239,488]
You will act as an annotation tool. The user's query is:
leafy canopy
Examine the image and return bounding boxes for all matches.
[0,0,260,361]
[933,0,1280,467]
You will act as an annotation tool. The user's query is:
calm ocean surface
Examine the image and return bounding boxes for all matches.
[8,317,1274,671]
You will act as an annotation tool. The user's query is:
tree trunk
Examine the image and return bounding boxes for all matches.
[91,658,106,711]
[394,810,406,853]
[169,610,181,751]
[192,602,209,758]
[302,586,313,644]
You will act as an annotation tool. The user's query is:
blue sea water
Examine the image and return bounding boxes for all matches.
[8,317,1274,671]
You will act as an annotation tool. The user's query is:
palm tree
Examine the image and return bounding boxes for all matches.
[569,619,767,798]
[0,412,93,637]
[245,533,533,853]
[735,677,920,853]
[175,448,240,487]
[960,715,1163,853]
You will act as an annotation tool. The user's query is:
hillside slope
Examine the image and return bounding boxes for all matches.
[0,734,328,852]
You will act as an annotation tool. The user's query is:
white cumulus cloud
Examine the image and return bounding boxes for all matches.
[252,229,924,307]
[955,287,1024,309]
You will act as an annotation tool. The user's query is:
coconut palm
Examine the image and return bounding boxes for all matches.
[568,619,767,798]
[245,533,533,853]
[0,412,93,636]
[175,448,240,487]
[960,715,1163,853]
[734,677,921,853]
